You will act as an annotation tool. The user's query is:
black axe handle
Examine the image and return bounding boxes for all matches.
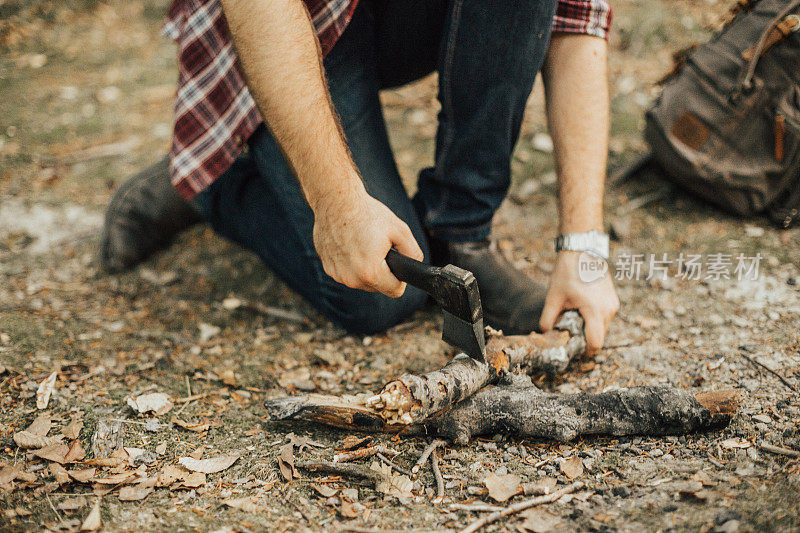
[385,248,441,296]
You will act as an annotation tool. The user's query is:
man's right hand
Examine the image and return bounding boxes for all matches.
[312,187,423,298]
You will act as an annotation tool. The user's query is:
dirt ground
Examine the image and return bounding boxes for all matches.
[1,0,799,531]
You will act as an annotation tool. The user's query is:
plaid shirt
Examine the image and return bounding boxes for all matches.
[164,0,613,199]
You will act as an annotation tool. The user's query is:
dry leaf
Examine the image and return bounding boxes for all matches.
[223,496,261,513]
[64,440,86,463]
[33,443,69,463]
[559,456,584,480]
[0,465,22,486]
[80,499,101,531]
[312,483,338,498]
[13,431,63,449]
[118,485,153,501]
[278,443,295,482]
[372,462,413,498]
[483,473,521,503]
[91,471,137,485]
[172,418,210,433]
[172,471,206,489]
[62,418,84,440]
[340,499,359,519]
[27,413,52,436]
[36,371,57,409]
[156,465,186,487]
[58,496,88,512]
[49,463,70,484]
[518,509,562,533]
[68,468,96,483]
[155,442,167,455]
[178,454,239,474]
[127,392,173,416]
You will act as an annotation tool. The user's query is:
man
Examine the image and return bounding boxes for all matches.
[101,0,619,353]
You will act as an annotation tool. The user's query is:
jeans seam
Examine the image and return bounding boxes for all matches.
[426,0,464,230]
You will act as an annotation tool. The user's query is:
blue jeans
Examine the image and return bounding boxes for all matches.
[195,0,557,334]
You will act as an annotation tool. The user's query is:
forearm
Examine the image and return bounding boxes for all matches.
[221,0,362,210]
[542,33,609,234]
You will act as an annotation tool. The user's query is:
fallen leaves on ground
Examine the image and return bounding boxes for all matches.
[178,454,240,474]
[483,472,521,502]
[559,456,584,480]
[118,485,153,501]
[518,508,562,533]
[278,443,296,482]
[172,418,211,433]
[372,461,413,498]
[127,392,173,416]
[80,498,102,531]
[36,371,57,409]
[223,496,261,513]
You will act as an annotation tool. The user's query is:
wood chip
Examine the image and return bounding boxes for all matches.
[178,454,239,474]
[338,435,373,451]
[36,371,58,410]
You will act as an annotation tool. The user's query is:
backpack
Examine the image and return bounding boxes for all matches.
[643,0,800,228]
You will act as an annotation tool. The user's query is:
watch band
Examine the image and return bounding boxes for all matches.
[554,230,610,260]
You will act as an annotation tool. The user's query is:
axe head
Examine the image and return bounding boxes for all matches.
[435,265,486,362]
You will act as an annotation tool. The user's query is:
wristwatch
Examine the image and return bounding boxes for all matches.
[554,230,610,260]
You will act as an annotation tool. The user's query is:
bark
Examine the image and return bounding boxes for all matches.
[264,376,739,444]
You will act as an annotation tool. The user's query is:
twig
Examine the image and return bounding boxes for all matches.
[334,445,399,463]
[431,449,444,504]
[759,442,800,458]
[459,481,584,533]
[376,453,413,477]
[185,375,192,398]
[173,393,206,404]
[738,351,797,391]
[45,493,62,521]
[450,503,505,512]
[413,439,446,476]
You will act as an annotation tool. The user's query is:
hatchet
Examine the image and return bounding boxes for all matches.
[386,249,486,362]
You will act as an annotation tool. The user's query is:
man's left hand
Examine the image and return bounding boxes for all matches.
[539,251,619,354]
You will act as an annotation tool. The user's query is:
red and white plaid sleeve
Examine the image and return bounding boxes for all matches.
[552,0,613,39]
[163,0,359,199]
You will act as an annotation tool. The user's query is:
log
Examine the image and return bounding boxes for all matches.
[265,378,739,444]
[364,312,583,424]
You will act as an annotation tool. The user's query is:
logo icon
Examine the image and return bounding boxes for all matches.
[577,252,608,283]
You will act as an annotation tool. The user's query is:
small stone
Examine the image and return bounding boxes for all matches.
[495,466,508,476]
[663,504,678,512]
[650,448,664,458]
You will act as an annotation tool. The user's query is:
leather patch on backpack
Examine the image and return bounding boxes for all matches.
[671,112,710,151]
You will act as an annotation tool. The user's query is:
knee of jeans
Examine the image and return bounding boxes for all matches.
[323,287,427,335]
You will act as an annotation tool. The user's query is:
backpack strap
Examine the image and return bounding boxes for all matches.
[739,0,800,92]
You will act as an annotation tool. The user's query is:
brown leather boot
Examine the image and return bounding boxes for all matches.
[99,156,202,273]
[438,239,547,335]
